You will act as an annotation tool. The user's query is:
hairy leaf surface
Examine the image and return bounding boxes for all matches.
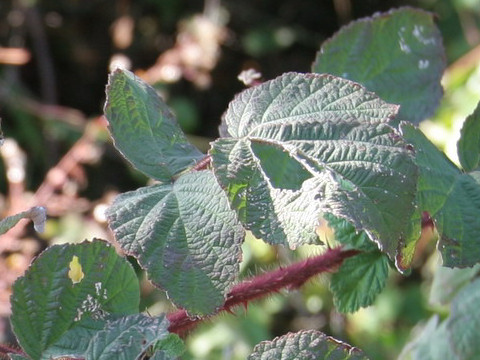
[331,251,389,312]
[313,8,445,124]
[84,314,171,360]
[211,72,417,263]
[107,170,244,315]
[248,330,369,360]
[458,101,480,171]
[10,240,139,360]
[401,123,480,267]
[105,69,204,182]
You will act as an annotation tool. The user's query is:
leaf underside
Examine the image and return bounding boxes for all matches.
[399,278,480,359]
[248,330,369,360]
[107,170,244,315]
[211,72,417,267]
[313,7,445,124]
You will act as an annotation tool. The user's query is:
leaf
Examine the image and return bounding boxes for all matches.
[458,101,480,171]
[312,7,445,124]
[10,239,140,360]
[401,123,480,267]
[248,330,369,360]
[104,68,204,182]
[211,72,417,265]
[429,263,480,306]
[150,333,186,359]
[43,317,107,359]
[106,170,244,315]
[330,251,389,313]
[445,277,480,358]
[325,213,377,252]
[400,278,480,360]
[84,314,170,360]
[68,255,85,284]
[0,206,46,235]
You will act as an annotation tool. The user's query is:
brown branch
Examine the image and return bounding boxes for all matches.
[167,246,359,335]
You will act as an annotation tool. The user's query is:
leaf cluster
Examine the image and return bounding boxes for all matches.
[3,7,480,360]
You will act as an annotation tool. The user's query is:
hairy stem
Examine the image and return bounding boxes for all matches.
[167,246,359,335]
[192,155,211,171]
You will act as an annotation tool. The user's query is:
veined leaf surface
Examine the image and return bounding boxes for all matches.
[401,123,480,267]
[105,69,204,182]
[211,72,417,264]
[248,330,369,360]
[313,7,445,124]
[107,170,244,315]
[10,240,139,360]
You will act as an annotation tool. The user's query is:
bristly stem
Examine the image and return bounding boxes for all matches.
[167,246,359,335]
[192,155,212,171]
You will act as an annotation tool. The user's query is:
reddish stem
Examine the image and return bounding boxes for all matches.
[167,246,359,334]
[192,155,211,171]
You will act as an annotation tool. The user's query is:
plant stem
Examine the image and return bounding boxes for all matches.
[192,155,211,171]
[167,246,359,335]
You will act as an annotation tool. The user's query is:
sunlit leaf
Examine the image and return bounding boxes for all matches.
[401,123,480,267]
[211,72,417,266]
[313,7,445,124]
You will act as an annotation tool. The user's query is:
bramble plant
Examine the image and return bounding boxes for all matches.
[3,6,480,360]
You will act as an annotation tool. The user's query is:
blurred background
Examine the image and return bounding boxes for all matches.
[1,0,480,358]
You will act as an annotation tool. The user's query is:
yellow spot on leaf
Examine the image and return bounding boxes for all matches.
[68,256,84,284]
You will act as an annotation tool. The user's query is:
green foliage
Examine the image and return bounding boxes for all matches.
[401,123,480,267]
[458,101,480,171]
[312,7,445,124]
[105,69,204,182]
[331,251,389,313]
[248,330,369,359]
[106,170,244,315]
[5,5,480,360]
[0,206,46,234]
[399,278,480,360]
[10,240,140,359]
[211,72,418,260]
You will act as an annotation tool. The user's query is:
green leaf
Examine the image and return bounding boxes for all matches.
[211,72,417,265]
[248,330,369,360]
[429,263,480,306]
[104,68,204,182]
[150,333,186,359]
[400,278,480,360]
[0,206,46,235]
[312,8,445,124]
[330,251,389,312]
[84,314,170,360]
[10,239,140,360]
[43,317,106,359]
[458,101,480,171]
[401,123,480,267]
[398,316,454,360]
[325,213,377,252]
[106,170,244,315]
